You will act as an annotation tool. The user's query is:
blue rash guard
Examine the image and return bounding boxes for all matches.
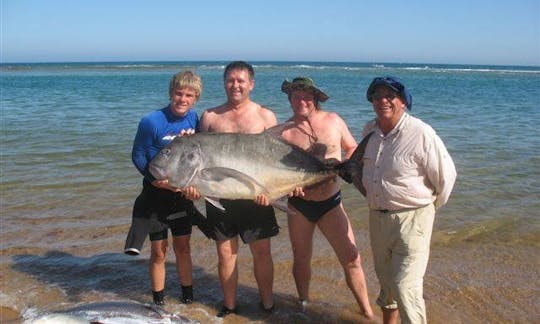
[124,105,201,255]
[132,105,199,183]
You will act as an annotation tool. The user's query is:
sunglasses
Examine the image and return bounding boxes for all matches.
[370,91,398,101]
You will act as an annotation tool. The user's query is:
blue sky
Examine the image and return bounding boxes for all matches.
[2,0,539,66]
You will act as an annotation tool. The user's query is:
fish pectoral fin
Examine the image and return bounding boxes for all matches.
[270,196,289,213]
[192,199,208,217]
[205,197,225,211]
[199,167,269,195]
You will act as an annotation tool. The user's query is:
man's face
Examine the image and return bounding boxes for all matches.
[290,89,316,118]
[224,68,254,104]
[370,86,406,123]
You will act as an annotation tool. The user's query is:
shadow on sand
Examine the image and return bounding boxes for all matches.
[11,250,367,323]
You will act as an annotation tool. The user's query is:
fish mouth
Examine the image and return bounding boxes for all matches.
[148,164,167,180]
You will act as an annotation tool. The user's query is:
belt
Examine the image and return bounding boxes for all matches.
[372,205,430,214]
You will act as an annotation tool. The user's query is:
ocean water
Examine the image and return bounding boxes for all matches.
[1,61,539,323]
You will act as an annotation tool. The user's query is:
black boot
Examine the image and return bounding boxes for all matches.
[180,285,193,304]
[216,305,237,317]
[152,290,165,306]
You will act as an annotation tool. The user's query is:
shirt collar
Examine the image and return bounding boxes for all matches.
[393,112,409,133]
[164,104,187,121]
[374,112,408,137]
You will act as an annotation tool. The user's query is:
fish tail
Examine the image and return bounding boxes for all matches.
[323,158,353,183]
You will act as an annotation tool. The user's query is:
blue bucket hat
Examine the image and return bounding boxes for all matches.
[366,76,412,110]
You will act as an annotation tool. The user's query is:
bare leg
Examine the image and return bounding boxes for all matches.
[149,239,168,292]
[318,204,375,319]
[172,234,192,286]
[216,237,239,309]
[249,238,274,309]
[383,308,399,324]
[287,208,316,302]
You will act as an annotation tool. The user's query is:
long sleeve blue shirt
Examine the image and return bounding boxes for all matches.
[132,106,199,182]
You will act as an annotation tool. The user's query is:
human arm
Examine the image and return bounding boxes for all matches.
[260,106,279,129]
[133,111,198,191]
[150,179,182,192]
[133,122,183,191]
[132,117,157,182]
[425,134,457,209]
[198,110,212,132]
[335,113,357,159]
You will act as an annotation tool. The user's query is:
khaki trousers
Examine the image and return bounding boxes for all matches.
[369,203,435,324]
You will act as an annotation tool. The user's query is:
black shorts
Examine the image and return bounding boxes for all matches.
[205,199,279,244]
[133,181,194,241]
[288,191,342,223]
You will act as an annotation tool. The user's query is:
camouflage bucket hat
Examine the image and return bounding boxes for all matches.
[281,77,329,102]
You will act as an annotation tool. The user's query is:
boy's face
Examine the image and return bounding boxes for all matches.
[170,86,197,117]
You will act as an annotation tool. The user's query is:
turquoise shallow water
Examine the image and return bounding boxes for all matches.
[2,61,539,245]
[1,61,539,323]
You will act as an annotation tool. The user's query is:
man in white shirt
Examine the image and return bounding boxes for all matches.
[358,76,456,324]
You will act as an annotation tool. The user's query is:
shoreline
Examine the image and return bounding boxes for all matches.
[1,222,538,323]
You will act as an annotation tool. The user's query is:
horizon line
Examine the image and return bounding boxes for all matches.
[1,59,539,68]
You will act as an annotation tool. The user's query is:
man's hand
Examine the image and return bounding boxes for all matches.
[182,186,202,200]
[288,186,305,198]
[254,194,271,206]
[151,179,182,192]
[179,128,196,136]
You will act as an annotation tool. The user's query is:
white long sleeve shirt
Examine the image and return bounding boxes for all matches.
[361,113,457,211]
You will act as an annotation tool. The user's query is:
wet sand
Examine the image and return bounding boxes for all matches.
[1,306,19,323]
[1,212,539,323]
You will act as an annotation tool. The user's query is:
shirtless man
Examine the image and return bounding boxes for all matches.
[278,77,375,320]
[184,61,279,317]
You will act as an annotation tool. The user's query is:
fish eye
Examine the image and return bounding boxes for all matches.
[187,153,194,160]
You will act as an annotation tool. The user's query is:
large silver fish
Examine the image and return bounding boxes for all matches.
[26,301,196,323]
[148,132,337,202]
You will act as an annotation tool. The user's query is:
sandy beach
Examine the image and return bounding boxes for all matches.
[1,202,538,323]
